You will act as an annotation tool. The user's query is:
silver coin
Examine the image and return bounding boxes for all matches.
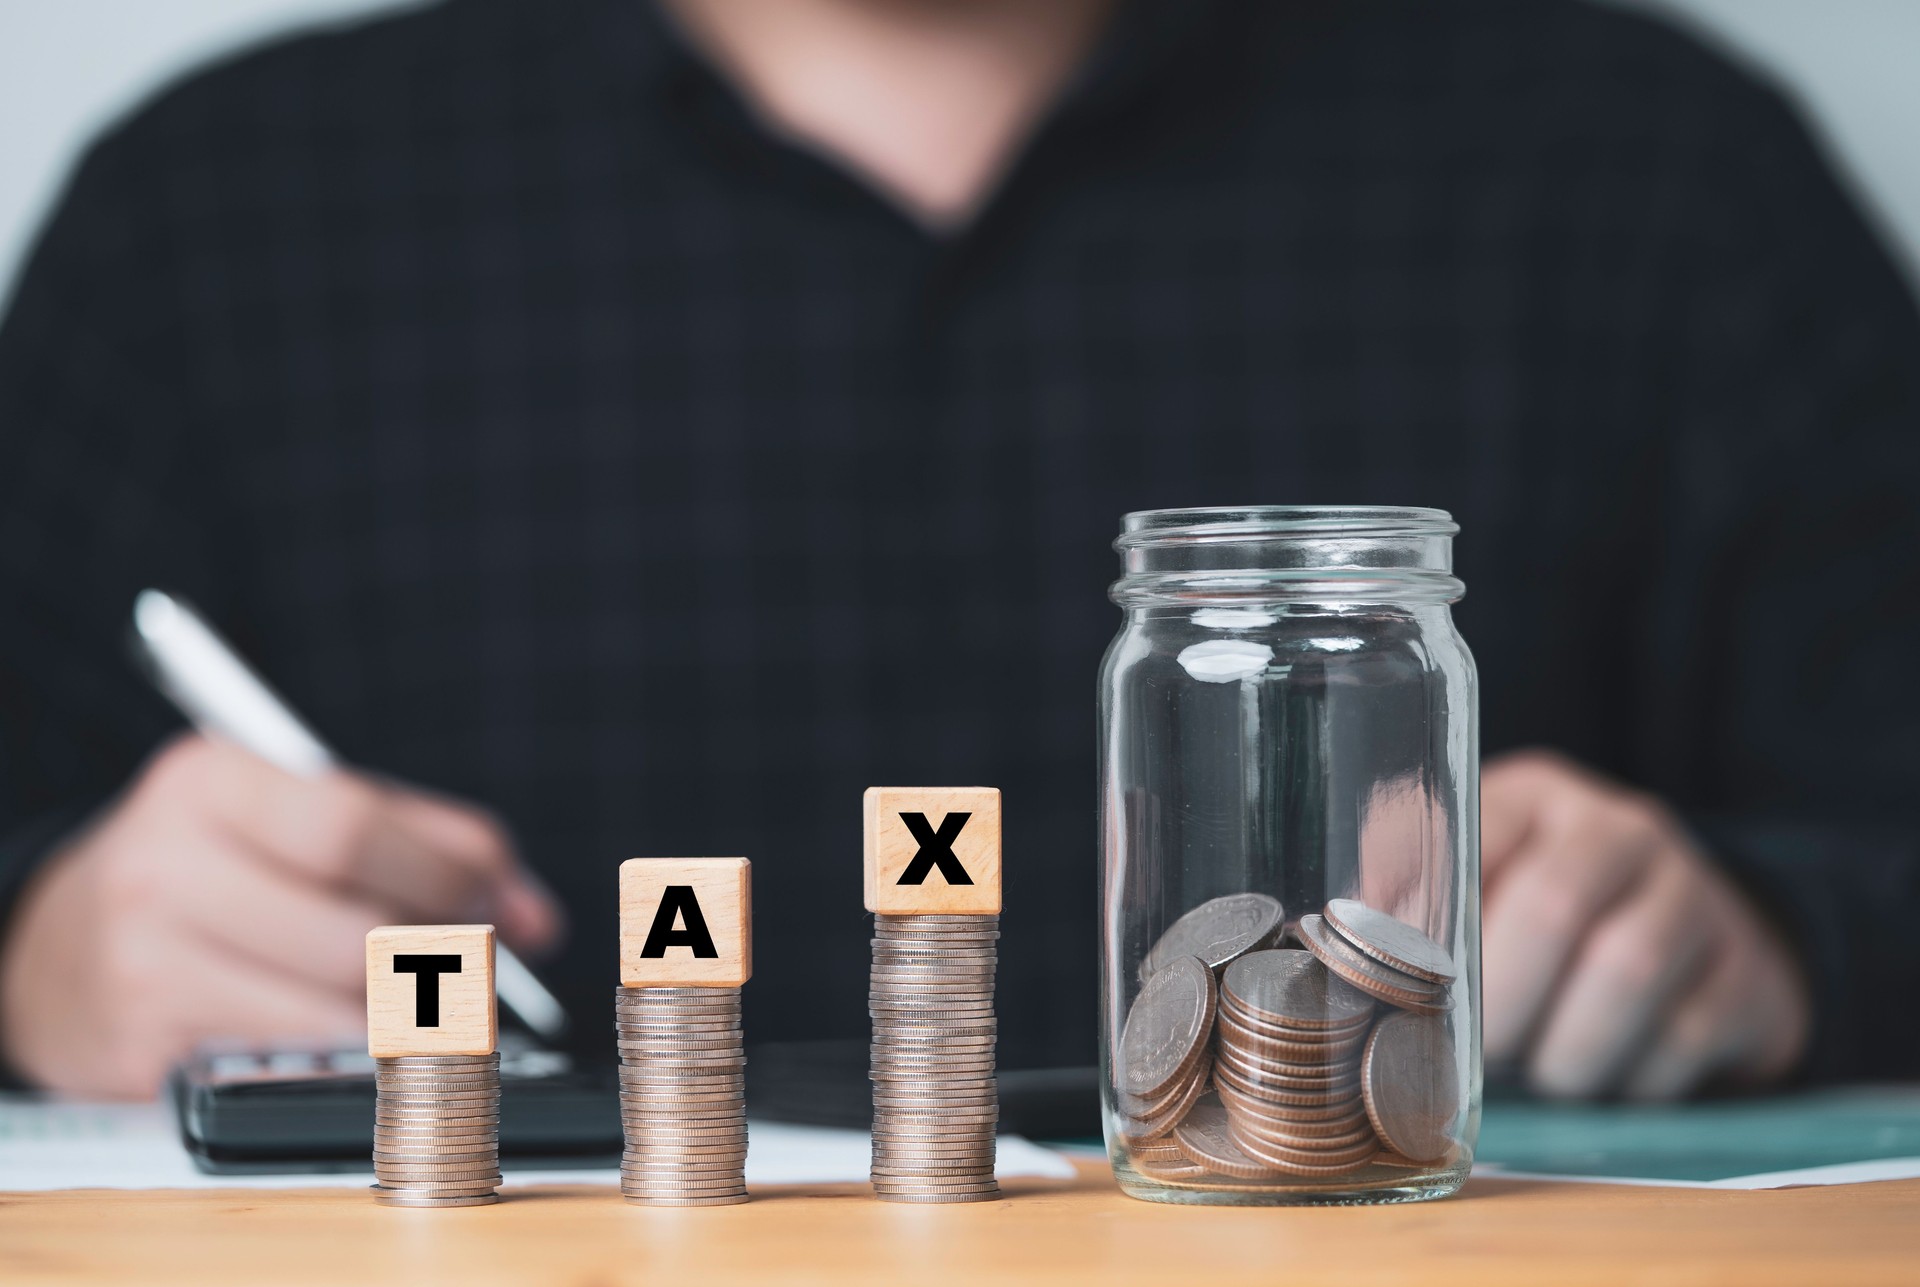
[370,1060,499,1075]
[620,1184,750,1194]
[373,1191,500,1207]
[376,1185,503,1200]
[374,1170,504,1186]
[375,1138,498,1153]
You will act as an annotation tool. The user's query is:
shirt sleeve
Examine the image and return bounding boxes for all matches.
[0,123,220,1052]
[1642,70,1920,1082]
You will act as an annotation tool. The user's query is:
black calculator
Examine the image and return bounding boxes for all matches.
[169,1038,621,1174]
[170,1038,1099,1173]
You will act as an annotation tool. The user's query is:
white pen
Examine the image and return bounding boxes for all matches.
[130,588,569,1041]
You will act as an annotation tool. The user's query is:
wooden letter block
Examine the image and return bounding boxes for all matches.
[863,787,1002,915]
[620,858,752,987]
[365,924,497,1057]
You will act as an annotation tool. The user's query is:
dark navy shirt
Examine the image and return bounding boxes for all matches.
[2,0,1916,1075]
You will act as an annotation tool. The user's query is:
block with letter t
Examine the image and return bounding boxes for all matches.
[620,857,753,987]
[863,786,1002,915]
[365,924,497,1057]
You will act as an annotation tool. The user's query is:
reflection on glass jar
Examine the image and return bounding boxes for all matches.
[1098,507,1481,1206]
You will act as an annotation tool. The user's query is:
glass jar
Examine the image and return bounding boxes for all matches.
[1098,506,1480,1206]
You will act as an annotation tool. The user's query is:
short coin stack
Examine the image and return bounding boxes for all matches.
[616,986,749,1206]
[372,1053,502,1207]
[1205,950,1379,1176]
[868,913,1001,1203]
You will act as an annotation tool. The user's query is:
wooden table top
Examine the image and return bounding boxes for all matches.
[4,1161,1917,1286]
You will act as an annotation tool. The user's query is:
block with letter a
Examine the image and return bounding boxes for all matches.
[620,857,753,987]
[863,786,1002,915]
[365,924,497,1057]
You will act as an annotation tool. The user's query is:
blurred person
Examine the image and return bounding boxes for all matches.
[0,0,1915,1100]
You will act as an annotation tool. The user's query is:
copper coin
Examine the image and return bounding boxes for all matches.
[1118,1052,1208,1119]
[1228,1111,1378,1153]
[1360,1010,1459,1163]
[1216,1015,1371,1064]
[1212,1033,1360,1074]
[1217,1000,1372,1048]
[1228,1127,1378,1176]
[1169,1099,1280,1180]
[1222,1102,1372,1143]
[1142,893,1286,979]
[1228,1118,1379,1167]
[1323,899,1457,983]
[1214,1082,1365,1123]
[1298,914,1451,1014]
[1133,1153,1212,1181]
[1117,955,1216,1099]
[1212,1041,1357,1082]
[1220,950,1374,1030]
[1115,1056,1212,1143]
[1212,1062,1358,1107]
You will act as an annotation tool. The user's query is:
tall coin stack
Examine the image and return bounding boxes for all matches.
[869,913,1001,1203]
[616,986,750,1206]
[372,1053,502,1207]
[1205,951,1378,1176]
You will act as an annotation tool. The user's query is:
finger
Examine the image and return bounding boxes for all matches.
[381,792,561,950]
[1480,752,1554,884]
[1619,942,1750,1100]
[103,929,366,1095]
[173,938,368,1048]
[189,755,507,922]
[165,840,386,995]
[1482,819,1661,1064]
[1524,859,1716,1098]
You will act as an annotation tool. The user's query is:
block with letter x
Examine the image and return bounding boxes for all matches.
[365,924,497,1057]
[863,786,1002,915]
[620,857,753,987]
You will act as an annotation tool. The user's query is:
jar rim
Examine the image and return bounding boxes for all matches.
[1116,505,1458,549]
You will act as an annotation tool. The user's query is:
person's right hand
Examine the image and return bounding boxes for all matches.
[0,734,562,1097]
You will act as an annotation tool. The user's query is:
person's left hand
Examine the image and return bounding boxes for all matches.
[1481,749,1811,1099]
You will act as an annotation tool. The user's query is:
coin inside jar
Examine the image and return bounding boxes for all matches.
[1360,1010,1458,1163]
[1296,912,1450,1015]
[1141,893,1286,979]
[1220,949,1374,1030]
[1117,955,1216,1100]
[1322,899,1457,983]
[1169,1099,1280,1180]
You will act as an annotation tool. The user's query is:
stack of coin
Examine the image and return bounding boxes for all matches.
[1298,900,1455,1016]
[1115,954,1215,1154]
[868,913,1000,1203]
[372,1053,501,1207]
[1203,949,1381,1177]
[616,986,749,1206]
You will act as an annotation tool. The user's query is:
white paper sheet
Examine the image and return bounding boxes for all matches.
[1471,1157,1920,1190]
[0,1098,1075,1192]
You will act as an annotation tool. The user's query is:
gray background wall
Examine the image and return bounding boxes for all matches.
[2,0,1917,311]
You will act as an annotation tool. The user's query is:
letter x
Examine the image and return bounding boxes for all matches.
[897,812,974,885]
